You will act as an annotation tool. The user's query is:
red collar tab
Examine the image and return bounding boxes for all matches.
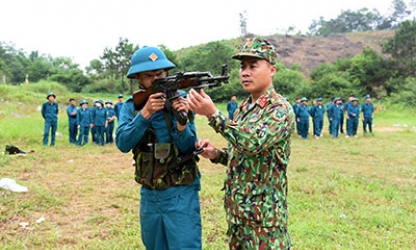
[258,96,267,108]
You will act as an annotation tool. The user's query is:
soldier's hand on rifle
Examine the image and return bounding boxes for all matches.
[141,92,166,119]
[172,96,189,114]
[187,89,217,117]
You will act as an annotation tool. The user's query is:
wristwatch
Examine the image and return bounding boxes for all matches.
[208,110,220,122]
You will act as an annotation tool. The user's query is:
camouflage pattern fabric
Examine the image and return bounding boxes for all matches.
[232,37,278,66]
[228,224,291,250]
[209,87,295,249]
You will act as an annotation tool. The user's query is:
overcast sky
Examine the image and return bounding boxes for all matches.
[0,0,396,69]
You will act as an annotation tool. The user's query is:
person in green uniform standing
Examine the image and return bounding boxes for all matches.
[188,37,295,249]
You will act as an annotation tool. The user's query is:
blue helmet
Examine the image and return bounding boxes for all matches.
[79,99,88,106]
[126,46,175,78]
[300,97,308,102]
[317,97,323,101]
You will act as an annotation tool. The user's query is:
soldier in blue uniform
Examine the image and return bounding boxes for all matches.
[66,98,78,144]
[90,104,97,143]
[92,99,108,146]
[328,97,342,139]
[297,97,310,139]
[344,95,354,137]
[362,95,375,136]
[105,100,115,143]
[309,97,325,138]
[226,94,238,120]
[339,98,345,134]
[292,97,301,137]
[114,94,124,121]
[326,97,334,134]
[76,100,91,146]
[346,98,360,137]
[41,92,59,146]
[116,46,201,249]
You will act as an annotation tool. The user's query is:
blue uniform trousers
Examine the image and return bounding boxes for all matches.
[106,122,114,143]
[313,119,323,137]
[299,118,309,139]
[140,184,202,250]
[43,121,57,146]
[95,126,105,145]
[348,118,359,136]
[363,117,373,134]
[69,121,77,144]
[77,126,89,146]
[331,119,340,138]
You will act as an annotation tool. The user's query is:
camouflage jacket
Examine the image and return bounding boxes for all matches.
[210,87,295,228]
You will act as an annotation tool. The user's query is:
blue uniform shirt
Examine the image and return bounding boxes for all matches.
[328,104,341,120]
[67,105,77,123]
[297,105,309,120]
[107,107,115,123]
[361,102,374,118]
[347,105,360,118]
[93,107,108,126]
[42,102,59,122]
[77,108,91,127]
[310,105,325,120]
[114,102,123,119]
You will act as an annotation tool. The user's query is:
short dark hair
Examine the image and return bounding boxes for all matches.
[69,98,75,102]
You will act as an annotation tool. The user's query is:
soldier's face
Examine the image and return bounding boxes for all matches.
[135,69,167,89]
[239,57,276,97]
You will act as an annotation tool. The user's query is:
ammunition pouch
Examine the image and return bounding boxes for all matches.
[132,129,198,190]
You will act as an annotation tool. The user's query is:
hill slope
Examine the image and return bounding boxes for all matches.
[248,30,395,77]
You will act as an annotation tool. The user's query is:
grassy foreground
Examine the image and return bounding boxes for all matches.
[1,84,416,249]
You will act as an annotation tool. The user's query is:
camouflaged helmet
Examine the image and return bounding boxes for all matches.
[232,37,278,66]
[126,46,175,78]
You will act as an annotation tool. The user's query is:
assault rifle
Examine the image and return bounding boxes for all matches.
[133,64,229,125]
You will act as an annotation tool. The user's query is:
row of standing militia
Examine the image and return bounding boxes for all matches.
[292,95,375,139]
[41,93,124,146]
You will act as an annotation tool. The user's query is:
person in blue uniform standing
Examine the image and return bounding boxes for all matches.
[116,46,202,249]
[41,92,59,146]
[328,97,342,139]
[66,98,78,144]
[339,98,345,134]
[226,94,238,120]
[326,97,334,134]
[297,97,309,139]
[105,100,115,143]
[344,95,354,137]
[92,99,108,146]
[76,99,91,146]
[362,95,375,136]
[310,97,325,138]
[292,97,301,137]
[90,103,97,143]
[346,98,360,138]
[114,94,124,121]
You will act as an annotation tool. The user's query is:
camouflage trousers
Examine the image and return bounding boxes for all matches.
[228,224,291,250]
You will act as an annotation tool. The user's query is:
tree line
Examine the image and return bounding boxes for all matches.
[1,0,415,107]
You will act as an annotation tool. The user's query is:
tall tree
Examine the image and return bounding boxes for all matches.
[382,19,416,77]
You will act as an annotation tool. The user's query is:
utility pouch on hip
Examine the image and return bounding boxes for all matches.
[132,129,198,190]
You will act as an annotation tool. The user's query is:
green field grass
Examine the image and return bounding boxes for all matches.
[1,84,415,249]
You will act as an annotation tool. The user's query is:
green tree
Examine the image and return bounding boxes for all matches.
[382,19,416,77]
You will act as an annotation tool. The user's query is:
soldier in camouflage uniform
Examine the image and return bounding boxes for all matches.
[188,37,295,249]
